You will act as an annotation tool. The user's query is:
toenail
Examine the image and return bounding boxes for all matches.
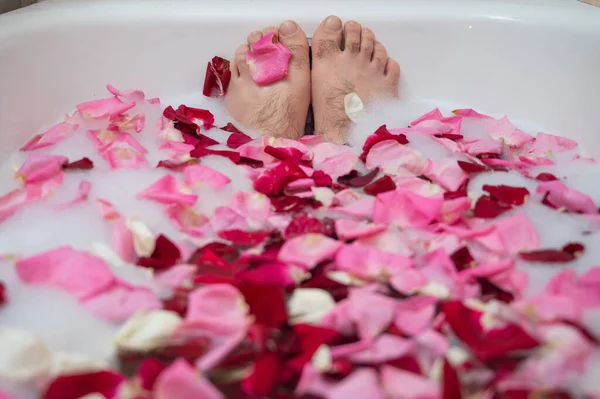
[280,20,298,36]
[324,15,342,31]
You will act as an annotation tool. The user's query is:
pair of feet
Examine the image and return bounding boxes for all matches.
[224,15,401,144]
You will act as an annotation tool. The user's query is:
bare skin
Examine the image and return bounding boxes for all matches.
[311,15,401,144]
[225,21,311,140]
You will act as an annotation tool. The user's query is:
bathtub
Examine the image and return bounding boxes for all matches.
[0,0,599,155]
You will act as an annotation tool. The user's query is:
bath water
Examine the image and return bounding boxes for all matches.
[1,90,600,397]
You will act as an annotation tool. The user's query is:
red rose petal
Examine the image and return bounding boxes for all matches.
[444,179,469,200]
[137,234,181,271]
[203,56,232,98]
[189,242,240,264]
[221,123,244,134]
[161,287,191,317]
[177,105,215,129]
[253,160,309,197]
[311,170,333,187]
[473,196,512,219]
[264,146,305,163]
[363,175,396,196]
[442,358,462,399]
[450,246,476,271]
[137,358,168,391]
[0,280,7,306]
[286,324,339,373]
[535,172,559,182]
[156,159,200,171]
[62,157,94,170]
[457,160,488,174]
[42,370,125,399]
[385,354,422,375]
[194,133,220,147]
[241,351,281,397]
[360,125,409,162]
[227,132,253,149]
[270,196,318,213]
[337,168,379,188]
[482,184,530,206]
[435,133,464,141]
[218,229,272,247]
[518,249,577,263]
[238,156,264,168]
[190,145,241,163]
[562,242,585,256]
[238,282,288,328]
[152,335,211,363]
[284,213,329,239]
[442,300,540,362]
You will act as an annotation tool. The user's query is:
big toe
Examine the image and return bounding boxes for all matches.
[312,15,343,60]
[278,20,310,70]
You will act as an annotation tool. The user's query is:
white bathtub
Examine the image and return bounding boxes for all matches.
[0,0,599,154]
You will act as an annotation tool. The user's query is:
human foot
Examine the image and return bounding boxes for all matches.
[311,16,401,144]
[224,21,311,140]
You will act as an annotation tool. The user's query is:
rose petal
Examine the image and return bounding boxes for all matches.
[42,370,125,399]
[246,32,293,85]
[184,164,231,190]
[20,122,79,151]
[373,189,444,228]
[536,180,597,214]
[335,243,414,280]
[81,283,161,322]
[279,234,343,269]
[15,154,68,185]
[154,359,223,399]
[486,116,534,148]
[138,175,198,206]
[76,96,136,120]
[203,56,232,98]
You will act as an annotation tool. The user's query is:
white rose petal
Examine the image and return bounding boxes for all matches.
[418,281,451,299]
[344,93,364,123]
[126,215,156,258]
[311,345,332,372]
[287,288,336,325]
[114,310,182,352]
[311,187,335,208]
[0,327,52,382]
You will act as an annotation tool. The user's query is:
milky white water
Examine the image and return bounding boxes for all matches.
[1,90,600,397]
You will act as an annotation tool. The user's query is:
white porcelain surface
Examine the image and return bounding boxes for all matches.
[0,0,598,155]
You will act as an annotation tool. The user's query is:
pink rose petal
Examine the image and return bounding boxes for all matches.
[20,122,79,151]
[138,175,198,206]
[81,282,161,322]
[381,365,440,399]
[154,358,223,399]
[527,132,578,157]
[475,212,541,255]
[327,369,385,399]
[366,140,427,176]
[486,116,534,148]
[425,159,468,192]
[16,246,115,299]
[0,188,30,223]
[184,164,231,190]
[96,198,121,220]
[182,284,249,335]
[76,96,136,120]
[536,180,597,214]
[336,243,414,280]
[334,219,386,241]
[373,189,444,228]
[279,233,342,270]
[106,84,145,103]
[246,32,293,85]
[15,154,68,185]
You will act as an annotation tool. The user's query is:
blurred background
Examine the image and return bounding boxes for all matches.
[1,0,38,14]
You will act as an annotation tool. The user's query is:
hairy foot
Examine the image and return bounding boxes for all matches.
[225,21,311,140]
[311,16,401,144]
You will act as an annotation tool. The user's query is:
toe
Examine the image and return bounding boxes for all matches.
[261,26,278,39]
[235,43,250,76]
[343,21,362,55]
[278,20,310,70]
[360,27,375,59]
[312,15,343,60]
[247,30,262,46]
[371,40,388,71]
[385,58,401,80]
